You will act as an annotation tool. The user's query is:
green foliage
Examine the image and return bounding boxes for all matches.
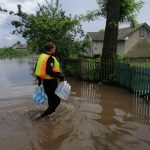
[63,64,78,77]
[82,38,91,48]
[85,60,100,81]
[79,38,92,56]
[98,29,105,32]
[116,54,127,62]
[120,0,144,26]
[64,58,101,81]
[81,0,144,28]
[0,47,32,58]
[0,0,85,58]
[130,60,150,67]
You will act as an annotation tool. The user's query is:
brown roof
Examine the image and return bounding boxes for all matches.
[87,23,150,41]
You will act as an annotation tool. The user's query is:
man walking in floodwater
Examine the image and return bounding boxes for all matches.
[34,42,64,119]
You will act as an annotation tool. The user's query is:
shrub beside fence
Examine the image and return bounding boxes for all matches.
[63,58,100,81]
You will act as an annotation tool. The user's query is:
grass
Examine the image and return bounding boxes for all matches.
[129,60,150,67]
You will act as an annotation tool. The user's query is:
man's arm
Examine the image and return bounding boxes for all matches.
[34,60,42,86]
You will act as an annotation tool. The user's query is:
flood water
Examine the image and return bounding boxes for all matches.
[0,57,35,99]
[0,57,150,150]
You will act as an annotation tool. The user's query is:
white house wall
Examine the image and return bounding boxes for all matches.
[117,41,125,55]
[92,41,103,55]
[124,29,141,54]
[92,41,125,56]
[125,27,150,58]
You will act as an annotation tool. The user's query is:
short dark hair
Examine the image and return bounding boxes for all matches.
[45,42,55,51]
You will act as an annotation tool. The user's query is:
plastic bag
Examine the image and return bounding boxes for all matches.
[55,81,71,100]
[32,85,48,104]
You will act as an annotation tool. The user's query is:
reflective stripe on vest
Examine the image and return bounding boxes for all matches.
[35,53,60,79]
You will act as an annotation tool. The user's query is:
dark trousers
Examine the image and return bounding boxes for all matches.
[41,79,60,117]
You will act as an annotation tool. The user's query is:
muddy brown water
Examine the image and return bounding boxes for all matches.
[0,79,150,150]
[0,57,150,150]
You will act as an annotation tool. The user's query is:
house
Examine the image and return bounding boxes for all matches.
[12,43,27,50]
[85,23,150,58]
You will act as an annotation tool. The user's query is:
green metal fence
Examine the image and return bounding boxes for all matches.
[115,62,150,97]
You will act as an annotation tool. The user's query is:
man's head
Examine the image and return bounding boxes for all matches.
[45,42,56,54]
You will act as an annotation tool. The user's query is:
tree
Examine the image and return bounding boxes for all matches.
[0,0,85,58]
[81,0,144,80]
[101,0,120,80]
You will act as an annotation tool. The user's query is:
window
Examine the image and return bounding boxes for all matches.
[139,29,145,37]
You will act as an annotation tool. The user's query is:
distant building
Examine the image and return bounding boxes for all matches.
[85,23,150,58]
[12,43,27,50]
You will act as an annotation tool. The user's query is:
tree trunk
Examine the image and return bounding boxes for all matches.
[101,0,120,81]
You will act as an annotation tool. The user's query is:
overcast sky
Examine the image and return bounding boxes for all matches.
[0,0,149,48]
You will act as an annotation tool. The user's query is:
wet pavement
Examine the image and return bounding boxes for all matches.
[0,78,150,150]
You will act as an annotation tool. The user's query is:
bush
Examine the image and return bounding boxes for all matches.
[0,47,32,58]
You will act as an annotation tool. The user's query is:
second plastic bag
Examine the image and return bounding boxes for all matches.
[55,81,71,100]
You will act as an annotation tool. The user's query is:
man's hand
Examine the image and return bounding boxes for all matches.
[59,75,64,82]
[37,76,42,86]
[38,80,41,86]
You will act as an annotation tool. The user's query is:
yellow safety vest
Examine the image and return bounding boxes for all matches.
[35,53,60,79]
